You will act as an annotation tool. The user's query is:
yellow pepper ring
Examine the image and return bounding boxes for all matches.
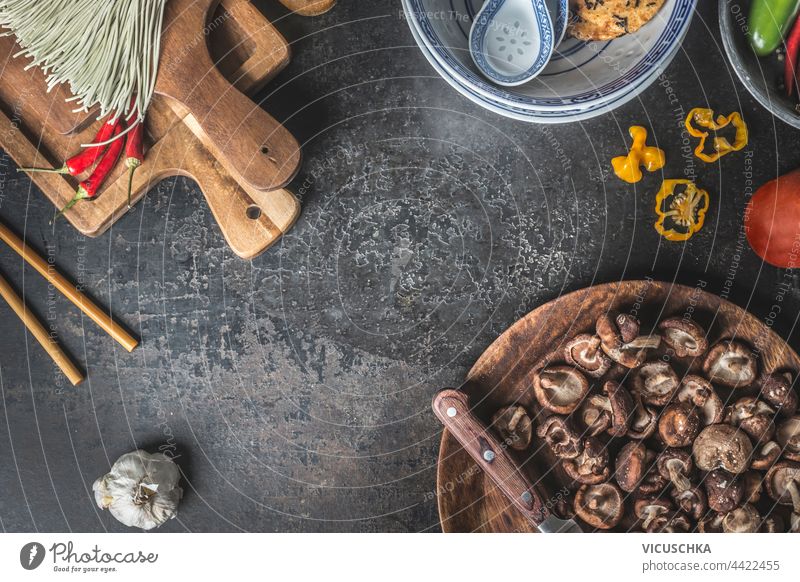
[685,108,748,163]
[654,179,710,242]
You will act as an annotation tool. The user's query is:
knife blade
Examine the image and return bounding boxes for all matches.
[432,388,583,533]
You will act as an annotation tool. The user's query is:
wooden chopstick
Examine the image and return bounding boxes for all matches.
[0,272,84,386]
[0,221,138,352]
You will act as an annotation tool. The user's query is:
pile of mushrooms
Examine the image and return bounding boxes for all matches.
[492,310,800,532]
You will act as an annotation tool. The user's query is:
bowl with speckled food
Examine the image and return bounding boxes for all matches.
[719,0,800,129]
[403,0,697,122]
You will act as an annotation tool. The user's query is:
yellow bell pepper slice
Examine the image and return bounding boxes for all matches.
[654,179,710,242]
[685,108,748,163]
[611,126,666,183]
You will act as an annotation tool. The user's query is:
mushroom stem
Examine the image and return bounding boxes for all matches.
[641,505,667,529]
[507,407,525,432]
[787,479,800,515]
[666,459,691,492]
[624,335,661,350]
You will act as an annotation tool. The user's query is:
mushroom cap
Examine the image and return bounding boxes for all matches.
[536,415,583,459]
[578,395,613,437]
[658,317,709,358]
[761,514,785,533]
[676,375,724,426]
[574,482,624,530]
[658,402,702,448]
[702,340,758,389]
[692,423,754,474]
[742,470,763,505]
[490,405,533,451]
[637,449,670,495]
[533,365,590,414]
[603,380,634,437]
[727,396,776,444]
[632,361,680,406]
[760,372,799,416]
[776,416,800,462]
[647,510,692,533]
[671,486,707,521]
[765,461,800,509]
[563,437,611,485]
[704,469,744,513]
[751,441,782,471]
[722,504,761,533]
[564,334,612,378]
[627,394,658,439]
[728,396,775,421]
[596,313,654,368]
[596,312,639,350]
[615,441,647,492]
[698,513,724,533]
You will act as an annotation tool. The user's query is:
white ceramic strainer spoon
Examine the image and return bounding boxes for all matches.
[469,0,555,86]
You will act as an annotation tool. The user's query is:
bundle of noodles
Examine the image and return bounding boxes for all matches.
[0,0,168,140]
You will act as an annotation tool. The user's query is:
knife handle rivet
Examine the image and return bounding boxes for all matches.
[521,491,532,504]
[446,407,457,417]
[483,450,495,462]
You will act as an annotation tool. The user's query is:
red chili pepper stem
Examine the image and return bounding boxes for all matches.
[53,122,126,222]
[785,15,800,97]
[17,117,121,176]
[124,122,145,209]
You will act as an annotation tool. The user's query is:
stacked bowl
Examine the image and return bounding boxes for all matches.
[403,0,698,122]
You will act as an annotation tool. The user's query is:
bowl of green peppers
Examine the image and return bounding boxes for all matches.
[720,0,800,128]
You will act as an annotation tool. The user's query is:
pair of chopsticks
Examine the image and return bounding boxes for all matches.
[0,220,138,386]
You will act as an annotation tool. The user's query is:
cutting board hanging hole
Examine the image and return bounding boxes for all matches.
[246,204,262,220]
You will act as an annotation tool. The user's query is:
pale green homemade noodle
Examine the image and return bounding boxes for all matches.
[0,0,167,144]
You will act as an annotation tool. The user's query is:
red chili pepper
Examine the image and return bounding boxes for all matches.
[55,122,126,219]
[785,15,800,97]
[18,117,121,176]
[124,121,145,208]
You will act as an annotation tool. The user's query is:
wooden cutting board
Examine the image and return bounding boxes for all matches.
[436,281,800,532]
[0,0,335,259]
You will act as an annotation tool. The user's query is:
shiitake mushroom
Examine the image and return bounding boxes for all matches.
[506,308,800,532]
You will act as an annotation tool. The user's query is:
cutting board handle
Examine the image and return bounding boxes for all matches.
[157,0,301,192]
[432,389,552,528]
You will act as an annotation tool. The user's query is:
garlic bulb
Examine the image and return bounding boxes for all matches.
[93,450,183,531]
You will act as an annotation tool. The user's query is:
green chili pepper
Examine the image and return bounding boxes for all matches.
[748,0,800,56]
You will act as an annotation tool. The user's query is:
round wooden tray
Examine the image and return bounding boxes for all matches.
[436,280,800,533]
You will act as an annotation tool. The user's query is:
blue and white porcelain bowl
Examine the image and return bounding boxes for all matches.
[403,0,697,121]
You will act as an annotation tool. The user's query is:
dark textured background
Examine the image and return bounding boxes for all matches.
[1,0,799,532]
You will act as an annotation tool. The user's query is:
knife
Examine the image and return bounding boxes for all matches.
[432,388,582,533]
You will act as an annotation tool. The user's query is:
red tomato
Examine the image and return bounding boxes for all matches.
[745,169,800,268]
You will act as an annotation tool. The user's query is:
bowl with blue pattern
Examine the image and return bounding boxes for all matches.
[403,0,697,121]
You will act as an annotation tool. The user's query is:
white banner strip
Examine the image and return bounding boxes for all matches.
[0,533,798,580]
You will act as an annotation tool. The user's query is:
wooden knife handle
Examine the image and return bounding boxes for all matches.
[432,389,552,527]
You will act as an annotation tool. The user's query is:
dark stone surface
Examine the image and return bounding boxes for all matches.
[1,0,799,532]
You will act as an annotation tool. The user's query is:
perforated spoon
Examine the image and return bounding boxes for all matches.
[469,0,555,86]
